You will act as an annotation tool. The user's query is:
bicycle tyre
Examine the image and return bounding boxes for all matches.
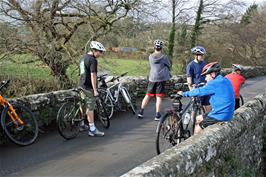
[239,94,244,106]
[104,94,114,119]
[190,107,203,136]
[121,88,136,115]
[156,112,183,155]
[57,101,80,140]
[1,103,38,146]
[96,98,110,129]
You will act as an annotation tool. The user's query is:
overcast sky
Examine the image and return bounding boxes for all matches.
[239,0,265,5]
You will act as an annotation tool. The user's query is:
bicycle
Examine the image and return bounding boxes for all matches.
[56,87,110,140]
[239,94,244,106]
[98,72,136,119]
[0,80,38,146]
[156,83,205,154]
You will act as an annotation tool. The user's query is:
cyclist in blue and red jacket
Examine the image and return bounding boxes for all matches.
[178,62,235,134]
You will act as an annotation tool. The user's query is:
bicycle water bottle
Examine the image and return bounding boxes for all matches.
[114,90,119,99]
[183,112,191,126]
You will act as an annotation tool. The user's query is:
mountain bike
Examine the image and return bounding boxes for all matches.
[98,72,136,119]
[56,87,110,140]
[156,83,205,154]
[0,80,38,146]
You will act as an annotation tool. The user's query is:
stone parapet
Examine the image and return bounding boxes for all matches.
[121,94,266,177]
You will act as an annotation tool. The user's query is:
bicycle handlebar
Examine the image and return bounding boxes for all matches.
[107,72,128,83]
[170,94,183,100]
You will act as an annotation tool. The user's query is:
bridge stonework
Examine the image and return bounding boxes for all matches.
[121,94,266,177]
[0,66,266,176]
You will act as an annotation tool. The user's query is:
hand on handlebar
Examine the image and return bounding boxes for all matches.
[177,91,183,96]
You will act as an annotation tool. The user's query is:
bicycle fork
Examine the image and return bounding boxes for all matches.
[7,104,24,126]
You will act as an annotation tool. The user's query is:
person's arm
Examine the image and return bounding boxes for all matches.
[183,82,215,97]
[89,59,98,96]
[186,63,193,90]
[187,77,193,90]
[91,72,98,96]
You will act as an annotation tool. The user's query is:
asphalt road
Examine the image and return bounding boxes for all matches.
[0,76,265,177]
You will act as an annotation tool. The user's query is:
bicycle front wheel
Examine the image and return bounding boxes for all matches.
[1,103,38,146]
[57,101,80,140]
[96,98,110,129]
[156,112,183,155]
[121,88,136,115]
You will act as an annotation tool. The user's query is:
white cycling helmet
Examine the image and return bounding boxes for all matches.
[90,41,106,52]
[191,46,206,55]
[232,64,243,71]
[154,39,164,48]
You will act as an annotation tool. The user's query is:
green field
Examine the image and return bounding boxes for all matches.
[0,54,183,81]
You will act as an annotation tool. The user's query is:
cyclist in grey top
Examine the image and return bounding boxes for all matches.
[138,39,171,121]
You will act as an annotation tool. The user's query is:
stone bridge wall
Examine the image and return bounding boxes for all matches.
[0,66,266,145]
[122,94,266,177]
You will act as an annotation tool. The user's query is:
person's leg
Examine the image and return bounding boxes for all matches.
[81,89,104,136]
[235,98,240,110]
[194,115,204,134]
[155,96,163,113]
[141,95,151,109]
[201,95,211,113]
[154,81,166,121]
[138,82,155,118]
[138,95,151,118]
[196,115,221,135]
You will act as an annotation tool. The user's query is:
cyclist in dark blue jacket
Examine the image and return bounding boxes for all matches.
[178,62,235,134]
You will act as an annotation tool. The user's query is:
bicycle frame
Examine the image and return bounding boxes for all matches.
[0,95,24,126]
[105,82,129,106]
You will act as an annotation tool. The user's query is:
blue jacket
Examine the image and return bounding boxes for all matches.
[183,75,235,121]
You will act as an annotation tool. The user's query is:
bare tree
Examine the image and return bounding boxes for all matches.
[0,0,145,86]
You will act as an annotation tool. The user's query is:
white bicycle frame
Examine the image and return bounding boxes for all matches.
[105,82,131,105]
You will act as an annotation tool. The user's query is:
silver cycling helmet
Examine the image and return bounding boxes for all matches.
[90,41,106,52]
[232,64,243,71]
[191,46,206,55]
[154,39,164,49]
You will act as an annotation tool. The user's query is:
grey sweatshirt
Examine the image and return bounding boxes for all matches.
[148,52,171,82]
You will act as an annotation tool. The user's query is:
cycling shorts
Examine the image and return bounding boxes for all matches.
[199,114,221,129]
[146,81,166,97]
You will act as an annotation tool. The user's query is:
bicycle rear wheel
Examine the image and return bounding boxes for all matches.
[156,112,183,155]
[104,94,114,119]
[96,98,110,129]
[121,88,136,114]
[57,100,80,140]
[239,94,244,106]
[1,103,38,146]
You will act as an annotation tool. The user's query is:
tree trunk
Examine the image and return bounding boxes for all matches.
[167,0,176,66]
[37,46,73,88]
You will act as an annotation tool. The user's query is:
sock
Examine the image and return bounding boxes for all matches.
[156,112,161,118]
[89,123,96,132]
[139,108,144,114]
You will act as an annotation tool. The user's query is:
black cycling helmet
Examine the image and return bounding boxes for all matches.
[232,64,243,71]
[191,46,206,55]
[201,62,221,76]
